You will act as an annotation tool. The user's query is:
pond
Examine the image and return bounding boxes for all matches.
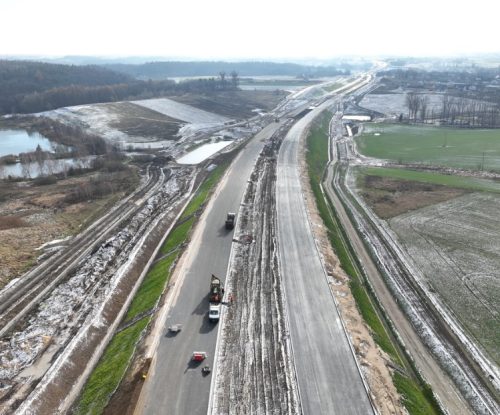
[0,129,55,157]
[0,156,95,179]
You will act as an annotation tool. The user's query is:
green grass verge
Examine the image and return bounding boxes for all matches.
[159,217,195,256]
[306,111,443,415]
[359,166,500,193]
[74,317,150,415]
[180,162,229,220]
[306,111,400,361]
[124,252,178,322]
[394,373,441,415]
[356,124,500,170]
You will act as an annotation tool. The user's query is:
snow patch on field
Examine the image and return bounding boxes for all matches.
[134,98,230,124]
[360,93,443,117]
[389,192,500,366]
[41,104,129,144]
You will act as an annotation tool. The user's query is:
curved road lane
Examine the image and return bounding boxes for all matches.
[137,121,281,415]
[276,105,374,414]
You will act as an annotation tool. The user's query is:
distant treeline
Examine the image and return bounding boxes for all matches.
[0,60,239,114]
[103,61,354,80]
[378,68,500,105]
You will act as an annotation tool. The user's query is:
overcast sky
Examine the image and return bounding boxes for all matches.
[1,0,499,60]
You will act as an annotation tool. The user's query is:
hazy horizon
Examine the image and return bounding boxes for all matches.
[2,0,500,60]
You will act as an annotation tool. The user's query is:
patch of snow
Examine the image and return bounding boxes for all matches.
[134,98,230,124]
[343,115,372,121]
[36,236,72,251]
[176,141,233,165]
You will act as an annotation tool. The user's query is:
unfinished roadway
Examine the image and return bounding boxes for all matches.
[276,101,374,414]
[136,121,284,415]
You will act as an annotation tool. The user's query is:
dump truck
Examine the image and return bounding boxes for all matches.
[209,274,224,303]
[225,212,236,230]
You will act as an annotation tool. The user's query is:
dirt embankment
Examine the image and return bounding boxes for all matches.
[359,175,468,219]
[171,90,288,119]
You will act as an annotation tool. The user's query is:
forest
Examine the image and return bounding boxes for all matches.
[103,60,353,79]
[0,60,240,114]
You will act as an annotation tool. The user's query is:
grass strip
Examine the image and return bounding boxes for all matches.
[180,162,229,220]
[124,252,178,322]
[360,166,500,193]
[306,112,400,360]
[159,217,195,256]
[394,373,440,415]
[74,317,150,415]
[306,112,442,415]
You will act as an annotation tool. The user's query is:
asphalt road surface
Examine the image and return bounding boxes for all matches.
[276,104,374,414]
[138,122,281,415]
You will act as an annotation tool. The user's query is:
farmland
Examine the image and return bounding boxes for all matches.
[357,166,500,193]
[355,124,500,170]
[389,192,500,365]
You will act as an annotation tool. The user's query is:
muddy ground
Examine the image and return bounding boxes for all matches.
[212,130,300,414]
[0,175,125,287]
[358,174,469,218]
[171,90,288,119]
[106,102,183,142]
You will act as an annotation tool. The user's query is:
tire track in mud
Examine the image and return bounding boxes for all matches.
[0,167,196,414]
[213,132,300,415]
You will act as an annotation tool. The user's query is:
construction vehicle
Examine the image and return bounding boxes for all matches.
[208,303,221,322]
[209,274,224,303]
[225,212,236,230]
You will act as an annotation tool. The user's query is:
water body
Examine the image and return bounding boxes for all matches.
[0,129,54,157]
[239,84,302,92]
[1,156,94,178]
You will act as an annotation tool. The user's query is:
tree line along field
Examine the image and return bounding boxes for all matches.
[356,124,500,170]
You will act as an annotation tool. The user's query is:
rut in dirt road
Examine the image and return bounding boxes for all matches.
[213,136,300,415]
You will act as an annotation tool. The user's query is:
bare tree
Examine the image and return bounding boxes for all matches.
[405,92,421,121]
[420,95,429,122]
[19,153,33,179]
[219,71,227,90]
[230,70,239,89]
[35,144,46,176]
